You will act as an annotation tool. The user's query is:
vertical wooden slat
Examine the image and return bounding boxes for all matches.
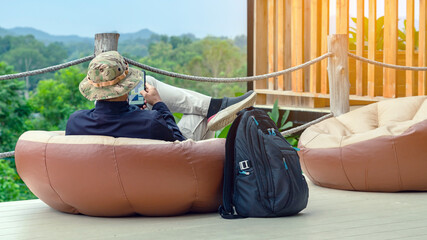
[356,0,364,96]
[247,0,254,91]
[291,0,304,92]
[268,0,275,91]
[368,0,376,97]
[406,0,415,96]
[310,0,319,93]
[284,0,292,90]
[383,0,398,98]
[336,0,349,34]
[419,0,427,95]
[321,0,329,94]
[254,0,268,104]
[303,0,311,92]
[277,0,284,90]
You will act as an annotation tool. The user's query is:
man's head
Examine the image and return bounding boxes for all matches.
[79,51,142,101]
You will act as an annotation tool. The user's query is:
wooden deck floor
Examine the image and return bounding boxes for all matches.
[2,180,427,240]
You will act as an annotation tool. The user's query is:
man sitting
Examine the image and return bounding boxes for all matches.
[66,51,256,141]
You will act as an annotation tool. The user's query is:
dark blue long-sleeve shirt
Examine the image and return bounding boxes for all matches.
[65,101,186,141]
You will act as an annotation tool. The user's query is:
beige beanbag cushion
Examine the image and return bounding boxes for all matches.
[15,131,225,217]
[298,96,427,192]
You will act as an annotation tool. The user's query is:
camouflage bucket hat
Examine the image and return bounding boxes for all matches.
[79,51,142,101]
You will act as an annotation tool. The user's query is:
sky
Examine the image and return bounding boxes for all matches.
[0,0,247,38]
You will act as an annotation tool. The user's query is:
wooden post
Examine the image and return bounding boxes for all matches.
[328,34,350,116]
[94,33,120,56]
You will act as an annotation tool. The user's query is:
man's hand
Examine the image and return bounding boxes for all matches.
[141,82,162,106]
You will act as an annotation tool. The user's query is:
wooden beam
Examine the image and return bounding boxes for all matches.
[254,0,268,95]
[383,0,398,98]
[321,0,329,94]
[291,0,304,92]
[94,33,120,55]
[406,0,415,96]
[328,34,350,116]
[356,0,365,96]
[368,0,376,97]
[419,0,427,95]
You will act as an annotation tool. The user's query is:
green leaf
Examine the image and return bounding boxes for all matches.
[173,112,183,123]
[216,124,231,138]
[268,100,279,124]
[280,110,290,128]
[279,121,293,131]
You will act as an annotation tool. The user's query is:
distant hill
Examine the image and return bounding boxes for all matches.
[0,27,156,44]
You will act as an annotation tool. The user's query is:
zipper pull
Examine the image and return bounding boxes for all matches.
[271,128,276,136]
[252,116,259,126]
[239,170,250,175]
[283,157,289,170]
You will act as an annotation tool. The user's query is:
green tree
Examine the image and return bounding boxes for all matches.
[140,36,247,98]
[0,62,31,153]
[28,66,93,130]
[0,158,36,202]
[0,35,68,97]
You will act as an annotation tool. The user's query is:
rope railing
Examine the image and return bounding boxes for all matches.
[348,53,427,71]
[280,113,333,136]
[0,55,95,81]
[0,151,15,159]
[125,53,333,82]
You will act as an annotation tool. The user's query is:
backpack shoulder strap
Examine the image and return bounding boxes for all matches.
[218,108,249,219]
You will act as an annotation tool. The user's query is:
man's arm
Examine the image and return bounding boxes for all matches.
[141,83,186,141]
[151,102,185,141]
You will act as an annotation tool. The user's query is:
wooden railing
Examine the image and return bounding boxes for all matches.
[248,0,427,109]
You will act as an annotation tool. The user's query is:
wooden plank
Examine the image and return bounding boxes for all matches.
[277,0,284,90]
[268,0,275,92]
[368,0,376,97]
[336,0,349,34]
[383,0,398,98]
[284,0,292,90]
[406,0,415,96]
[255,0,268,104]
[310,0,319,93]
[321,0,329,94]
[356,0,365,96]
[254,89,387,102]
[419,0,427,95]
[328,34,350,116]
[4,191,427,239]
[291,0,304,92]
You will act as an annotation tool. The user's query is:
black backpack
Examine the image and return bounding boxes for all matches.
[219,107,309,219]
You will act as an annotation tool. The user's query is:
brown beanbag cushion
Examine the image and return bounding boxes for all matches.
[298,96,427,192]
[15,131,225,217]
